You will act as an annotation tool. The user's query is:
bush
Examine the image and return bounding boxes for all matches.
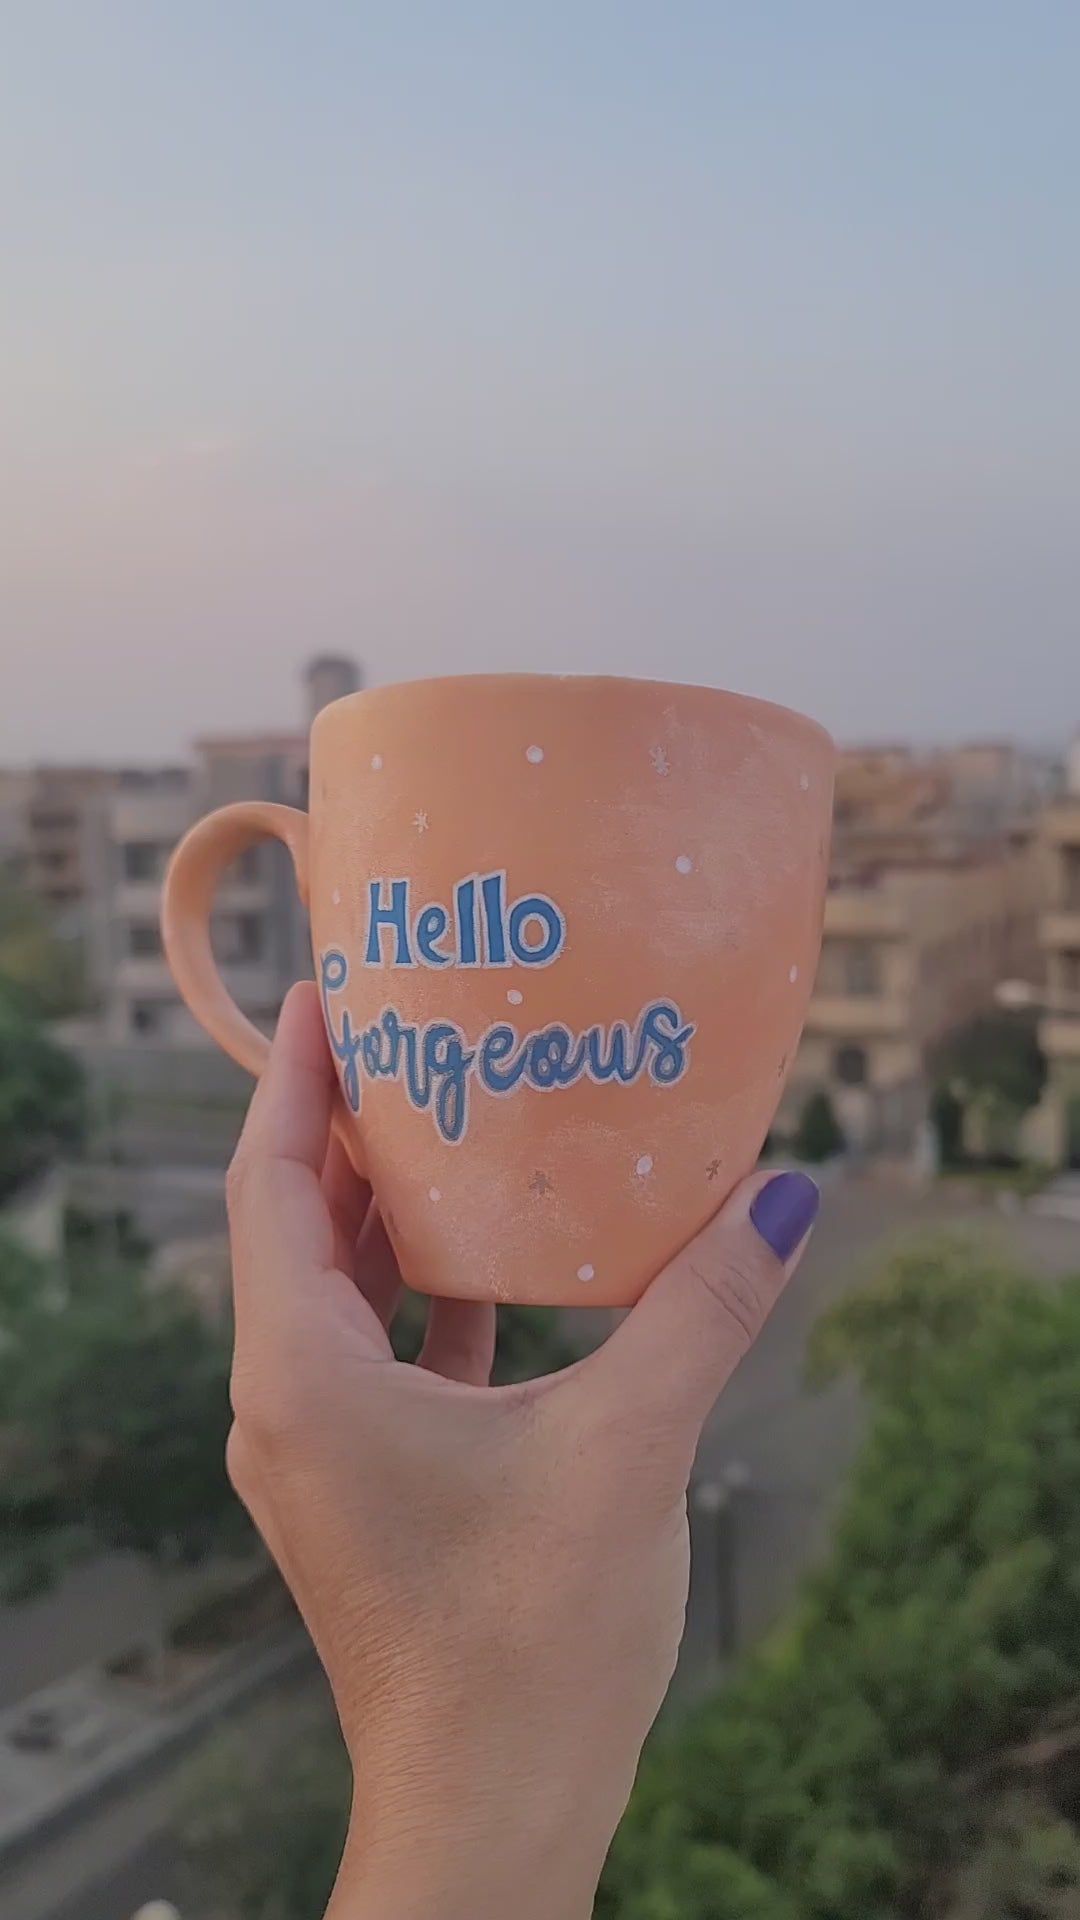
[0,1236,244,1582]
[0,982,84,1201]
[602,1236,1080,1919]
[178,1717,350,1920]
[793,1088,845,1164]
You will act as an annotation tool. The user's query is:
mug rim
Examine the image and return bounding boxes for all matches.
[312,672,834,755]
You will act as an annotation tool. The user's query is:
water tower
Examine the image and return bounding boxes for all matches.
[304,655,362,725]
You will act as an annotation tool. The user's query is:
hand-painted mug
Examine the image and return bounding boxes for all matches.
[162,675,834,1307]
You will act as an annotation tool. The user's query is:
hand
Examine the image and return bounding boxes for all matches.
[224,985,819,1919]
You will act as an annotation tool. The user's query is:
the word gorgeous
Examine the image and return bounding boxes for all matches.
[320,950,695,1145]
[362,872,565,970]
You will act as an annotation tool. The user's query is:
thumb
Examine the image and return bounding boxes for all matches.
[584,1169,820,1442]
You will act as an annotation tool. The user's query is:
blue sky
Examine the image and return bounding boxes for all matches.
[1,3,1077,757]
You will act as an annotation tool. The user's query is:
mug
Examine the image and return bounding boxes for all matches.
[161,675,834,1307]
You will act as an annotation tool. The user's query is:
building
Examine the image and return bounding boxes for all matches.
[0,766,124,937]
[781,844,1040,1152]
[89,768,197,1041]
[1025,736,1080,1167]
[97,655,361,1043]
[780,742,1042,1152]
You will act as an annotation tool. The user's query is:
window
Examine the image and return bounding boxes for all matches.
[215,912,265,964]
[30,809,76,833]
[1062,952,1080,996]
[124,842,162,882]
[131,1000,162,1035]
[845,942,880,997]
[235,846,262,885]
[816,939,881,997]
[834,1044,868,1087]
[128,922,162,958]
[1065,850,1080,912]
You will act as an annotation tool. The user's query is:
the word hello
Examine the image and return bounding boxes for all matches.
[363,872,565,970]
[320,950,695,1146]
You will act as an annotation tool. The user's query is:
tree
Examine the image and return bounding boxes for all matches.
[178,1717,350,1920]
[0,1235,243,1588]
[601,1236,1080,1919]
[0,873,86,1018]
[930,1010,1047,1158]
[930,1082,965,1167]
[793,1088,845,1164]
[0,980,84,1201]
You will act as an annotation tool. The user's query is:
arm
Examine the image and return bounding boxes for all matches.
[224,986,819,1920]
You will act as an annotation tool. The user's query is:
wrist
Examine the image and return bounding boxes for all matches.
[326,1814,599,1920]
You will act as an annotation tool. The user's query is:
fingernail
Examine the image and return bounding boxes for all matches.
[750,1171,820,1262]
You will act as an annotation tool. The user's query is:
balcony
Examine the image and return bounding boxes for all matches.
[1042,803,1080,847]
[110,789,193,842]
[1040,1016,1080,1060]
[115,955,176,995]
[1040,910,1080,951]
[823,891,905,939]
[804,993,909,1039]
[115,879,167,920]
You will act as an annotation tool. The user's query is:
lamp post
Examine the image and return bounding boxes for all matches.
[692,1462,751,1663]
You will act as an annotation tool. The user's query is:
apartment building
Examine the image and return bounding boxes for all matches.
[780,743,1042,1151]
[1025,739,1080,1166]
[99,654,359,1042]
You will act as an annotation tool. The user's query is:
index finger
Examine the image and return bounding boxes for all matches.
[227,982,339,1344]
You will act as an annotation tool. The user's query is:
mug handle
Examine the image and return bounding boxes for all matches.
[160,801,367,1176]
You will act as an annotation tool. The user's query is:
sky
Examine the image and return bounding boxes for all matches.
[1,2,1077,761]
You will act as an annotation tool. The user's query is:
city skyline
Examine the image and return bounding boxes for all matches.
[2,4,1078,760]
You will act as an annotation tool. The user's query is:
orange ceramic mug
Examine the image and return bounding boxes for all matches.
[161,675,833,1307]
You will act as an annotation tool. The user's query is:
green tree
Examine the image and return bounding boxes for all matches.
[0,873,86,1018]
[930,1010,1047,1158]
[793,1088,845,1164]
[0,980,84,1201]
[602,1236,1080,1919]
[178,1717,351,1920]
[930,1082,965,1167]
[0,1235,243,1586]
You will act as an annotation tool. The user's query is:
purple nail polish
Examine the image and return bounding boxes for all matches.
[750,1171,820,1262]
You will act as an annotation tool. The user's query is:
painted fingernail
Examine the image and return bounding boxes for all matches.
[750,1171,820,1262]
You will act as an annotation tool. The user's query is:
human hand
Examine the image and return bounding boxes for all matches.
[225,985,819,1919]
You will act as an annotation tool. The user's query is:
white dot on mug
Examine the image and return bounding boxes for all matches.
[577,1263,596,1283]
[800,772,810,791]
[635,1154,654,1177]
[507,988,523,1005]
[429,1186,441,1203]
[675,854,693,875]
[789,964,799,984]
[331,888,342,907]
[526,744,545,764]
[371,754,383,771]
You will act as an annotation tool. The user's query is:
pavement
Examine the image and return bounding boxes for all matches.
[0,1555,260,1717]
[0,1668,329,1920]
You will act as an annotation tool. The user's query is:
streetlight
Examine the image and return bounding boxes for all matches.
[692,1463,751,1663]
[131,1904,181,1920]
